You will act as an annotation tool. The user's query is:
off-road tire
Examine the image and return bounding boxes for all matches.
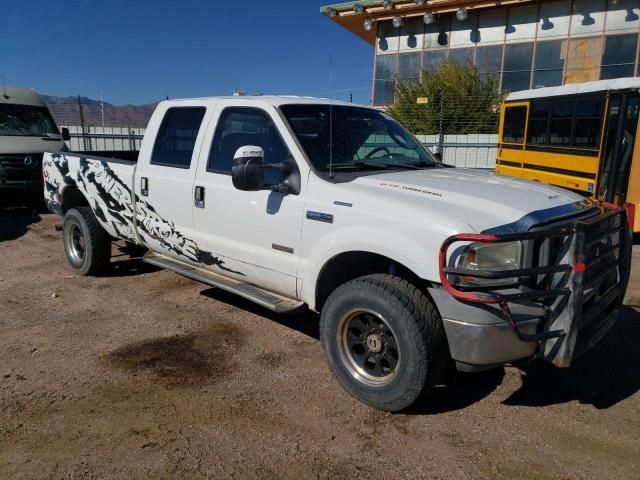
[63,207,111,276]
[320,274,447,412]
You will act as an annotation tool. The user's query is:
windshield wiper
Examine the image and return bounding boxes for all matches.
[353,161,420,170]
[405,161,437,169]
[329,160,428,171]
[330,162,388,171]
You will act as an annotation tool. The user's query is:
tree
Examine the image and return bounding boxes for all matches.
[388,59,503,136]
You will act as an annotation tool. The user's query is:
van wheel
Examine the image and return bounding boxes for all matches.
[63,207,111,276]
[320,274,447,412]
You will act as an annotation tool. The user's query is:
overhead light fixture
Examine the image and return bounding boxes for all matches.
[392,15,403,28]
[364,18,374,31]
[325,7,337,17]
[383,0,394,10]
[456,7,468,21]
[353,3,364,14]
[423,12,435,24]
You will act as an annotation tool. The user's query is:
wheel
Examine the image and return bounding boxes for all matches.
[63,206,111,275]
[320,274,447,412]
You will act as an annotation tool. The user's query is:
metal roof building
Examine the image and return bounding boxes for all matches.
[320,0,640,106]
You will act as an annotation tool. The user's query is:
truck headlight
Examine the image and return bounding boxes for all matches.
[458,241,523,286]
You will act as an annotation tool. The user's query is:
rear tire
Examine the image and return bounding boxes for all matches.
[320,274,447,412]
[63,206,111,276]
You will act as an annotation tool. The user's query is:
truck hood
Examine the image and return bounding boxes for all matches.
[0,136,65,155]
[350,168,587,233]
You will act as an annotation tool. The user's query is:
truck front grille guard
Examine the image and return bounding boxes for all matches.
[438,206,628,345]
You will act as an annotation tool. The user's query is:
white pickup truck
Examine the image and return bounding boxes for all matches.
[43,96,631,411]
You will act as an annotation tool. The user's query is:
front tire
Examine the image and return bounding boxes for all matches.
[320,274,447,412]
[63,206,111,276]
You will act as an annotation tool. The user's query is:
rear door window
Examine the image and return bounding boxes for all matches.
[150,107,206,168]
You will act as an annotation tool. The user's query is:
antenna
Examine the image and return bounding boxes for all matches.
[2,75,9,100]
[329,56,334,179]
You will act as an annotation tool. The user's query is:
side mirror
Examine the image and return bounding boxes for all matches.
[61,127,70,141]
[231,145,265,191]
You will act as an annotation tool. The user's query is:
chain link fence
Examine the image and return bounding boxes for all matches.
[418,134,498,169]
[61,125,145,152]
[45,95,153,153]
[389,66,502,168]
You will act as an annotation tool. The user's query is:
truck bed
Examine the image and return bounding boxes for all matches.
[73,150,139,163]
[43,151,138,242]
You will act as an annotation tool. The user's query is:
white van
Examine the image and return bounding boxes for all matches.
[0,86,69,198]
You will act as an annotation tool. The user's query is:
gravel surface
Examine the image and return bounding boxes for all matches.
[1,208,639,479]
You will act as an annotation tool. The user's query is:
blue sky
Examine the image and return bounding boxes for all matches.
[0,0,374,105]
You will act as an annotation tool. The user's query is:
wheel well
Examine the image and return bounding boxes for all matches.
[61,186,89,213]
[315,251,430,311]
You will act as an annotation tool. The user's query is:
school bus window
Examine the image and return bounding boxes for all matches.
[573,98,603,148]
[502,106,527,143]
[528,99,550,144]
[549,99,574,145]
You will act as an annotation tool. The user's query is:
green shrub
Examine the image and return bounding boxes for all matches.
[388,59,504,135]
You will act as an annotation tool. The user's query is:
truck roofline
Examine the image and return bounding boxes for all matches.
[156,95,370,109]
[0,86,47,107]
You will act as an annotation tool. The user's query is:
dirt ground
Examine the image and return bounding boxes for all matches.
[1,207,639,480]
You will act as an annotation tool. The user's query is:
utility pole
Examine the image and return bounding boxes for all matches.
[77,95,88,151]
[437,90,445,161]
[100,90,105,129]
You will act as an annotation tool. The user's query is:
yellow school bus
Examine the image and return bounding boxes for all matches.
[496,78,640,231]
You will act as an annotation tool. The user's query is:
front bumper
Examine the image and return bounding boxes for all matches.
[0,179,42,191]
[434,206,630,370]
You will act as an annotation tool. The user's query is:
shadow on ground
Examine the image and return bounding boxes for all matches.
[201,288,640,414]
[401,306,640,414]
[106,258,162,277]
[502,305,640,409]
[0,207,41,242]
[406,368,507,415]
[200,287,319,340]
[101,244,160,277]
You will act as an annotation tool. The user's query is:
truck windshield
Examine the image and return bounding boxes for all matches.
[280,104,436,172]
[0,104,60,137]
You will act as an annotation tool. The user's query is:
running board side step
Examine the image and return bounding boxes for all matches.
[142,252,304,314]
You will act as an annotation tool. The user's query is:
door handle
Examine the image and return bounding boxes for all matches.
[140,177,149,196]
[194,185,205,208]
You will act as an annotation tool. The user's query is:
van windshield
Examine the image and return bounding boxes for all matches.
[0,104,60,137]
[280,104,436,172]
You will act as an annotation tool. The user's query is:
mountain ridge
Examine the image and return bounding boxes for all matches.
[42,95,156,128]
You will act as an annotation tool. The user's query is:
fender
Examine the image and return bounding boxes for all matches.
[300,224,458,310]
